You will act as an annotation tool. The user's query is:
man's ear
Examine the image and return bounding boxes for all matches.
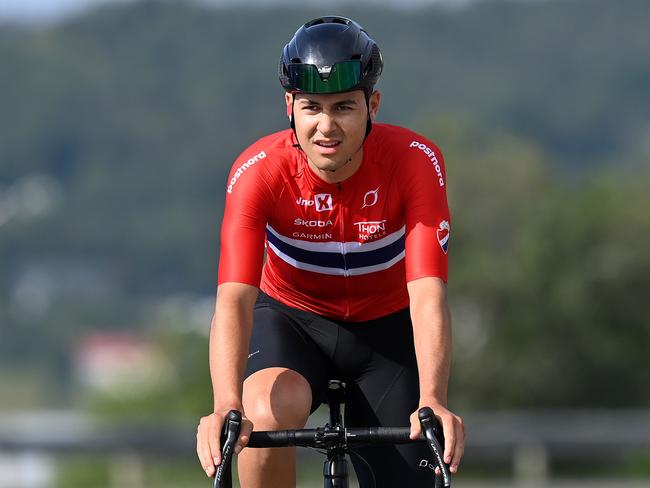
[285,92,293,119]
[368,90,382,120]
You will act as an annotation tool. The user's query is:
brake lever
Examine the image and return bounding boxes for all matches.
[418,406,451,487]
[213,410,242,488]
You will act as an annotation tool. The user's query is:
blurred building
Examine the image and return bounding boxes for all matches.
[74,331,175,396]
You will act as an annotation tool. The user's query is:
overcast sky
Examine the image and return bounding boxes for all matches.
[0,0,478,23]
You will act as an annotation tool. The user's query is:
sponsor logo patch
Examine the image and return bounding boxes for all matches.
[296,193,333,212]
[294,218,334,228]
[437,220,450,254]
[354,220,387,241]
[361,187,380,209]
[292,232,333,240]
[315,193,333,212]
[409,140,445,187]
[227,150,267,194]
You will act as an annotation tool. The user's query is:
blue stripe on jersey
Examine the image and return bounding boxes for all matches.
[265,226,405,274]
[346,234,405,269]
[266,228,345,268]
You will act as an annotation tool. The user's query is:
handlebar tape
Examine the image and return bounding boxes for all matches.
[248,427,415,448]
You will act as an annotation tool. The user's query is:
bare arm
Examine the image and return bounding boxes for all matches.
[197,282,258,477]
[407,276,465,474]
[209,282,259,410]
[408,277,452,405]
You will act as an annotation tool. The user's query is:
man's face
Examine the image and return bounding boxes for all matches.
[286,90,381,174]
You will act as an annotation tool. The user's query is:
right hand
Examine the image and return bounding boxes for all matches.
[196,408,254,477]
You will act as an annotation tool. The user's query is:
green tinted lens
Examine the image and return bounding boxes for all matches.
[288,61,362,93]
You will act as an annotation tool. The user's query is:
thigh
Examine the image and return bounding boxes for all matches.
[346,368,436,487]
[244,299,331,412]
[342,310,436,487]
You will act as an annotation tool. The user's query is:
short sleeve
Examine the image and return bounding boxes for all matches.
[397,137,450,283]
[217,145,277,286]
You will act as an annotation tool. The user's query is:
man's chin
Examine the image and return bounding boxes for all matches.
[309,156,348,173]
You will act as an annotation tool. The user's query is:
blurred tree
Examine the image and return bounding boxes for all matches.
[419,116,650,408]
[0,0,648,410]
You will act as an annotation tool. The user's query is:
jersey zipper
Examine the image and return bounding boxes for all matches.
[338,181,350,320]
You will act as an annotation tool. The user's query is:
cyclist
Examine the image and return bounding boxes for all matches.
[197,16,465,487]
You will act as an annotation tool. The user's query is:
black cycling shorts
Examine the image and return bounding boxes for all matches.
[244,292,437,487]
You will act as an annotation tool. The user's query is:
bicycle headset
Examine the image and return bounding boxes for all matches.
[278,16,384,138]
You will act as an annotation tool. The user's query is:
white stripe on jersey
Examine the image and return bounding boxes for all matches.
[266,224,406,253]
[266,241,405,277]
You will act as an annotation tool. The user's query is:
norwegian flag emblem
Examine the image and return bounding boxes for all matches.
[437,220,450,254]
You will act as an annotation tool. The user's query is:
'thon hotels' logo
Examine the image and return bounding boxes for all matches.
[354,220,387,241]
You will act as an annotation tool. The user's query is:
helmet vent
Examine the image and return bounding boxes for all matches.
[305,17,349,28]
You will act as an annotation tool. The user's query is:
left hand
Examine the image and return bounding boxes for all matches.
[409,402,466,474]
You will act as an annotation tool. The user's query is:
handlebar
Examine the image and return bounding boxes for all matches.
[248,426,413,447]
[212,407,451,487]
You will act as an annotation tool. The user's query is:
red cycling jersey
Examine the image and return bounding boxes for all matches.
[218,123,450,321]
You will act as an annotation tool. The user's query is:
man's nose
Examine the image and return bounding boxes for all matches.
[317,112,337,135]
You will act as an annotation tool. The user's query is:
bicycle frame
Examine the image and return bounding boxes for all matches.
[213,380,451,488]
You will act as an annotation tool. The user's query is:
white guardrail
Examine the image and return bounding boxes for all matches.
[1,409,649,488]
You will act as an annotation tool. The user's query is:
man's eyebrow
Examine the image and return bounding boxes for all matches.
[297,98,358,106]
[334,99,358,106]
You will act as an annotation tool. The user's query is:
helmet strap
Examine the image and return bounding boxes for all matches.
[364,89,373,139]
[289,95,300,145]
[290,96,296,131]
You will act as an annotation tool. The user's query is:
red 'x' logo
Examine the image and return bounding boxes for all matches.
[314,193,333,212]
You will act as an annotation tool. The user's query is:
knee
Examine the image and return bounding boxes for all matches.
[243,368,311,430]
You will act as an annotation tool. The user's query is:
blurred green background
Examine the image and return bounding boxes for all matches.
[1,0,649,486]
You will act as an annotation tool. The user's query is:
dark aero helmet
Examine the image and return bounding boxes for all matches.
[279,16,383,95]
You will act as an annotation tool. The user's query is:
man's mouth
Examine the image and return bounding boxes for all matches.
[315,140,341,148]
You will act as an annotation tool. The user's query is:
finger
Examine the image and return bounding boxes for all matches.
[450,417,466,473]
[440,413,456,465]
[236,417,254,454]
[196,420,215,477]
[235,420,253,453]
[208,415,223,467]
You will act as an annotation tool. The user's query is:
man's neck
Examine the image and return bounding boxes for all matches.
[307,149,364,184]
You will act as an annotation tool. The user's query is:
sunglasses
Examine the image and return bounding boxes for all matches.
[287,61,362,93]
